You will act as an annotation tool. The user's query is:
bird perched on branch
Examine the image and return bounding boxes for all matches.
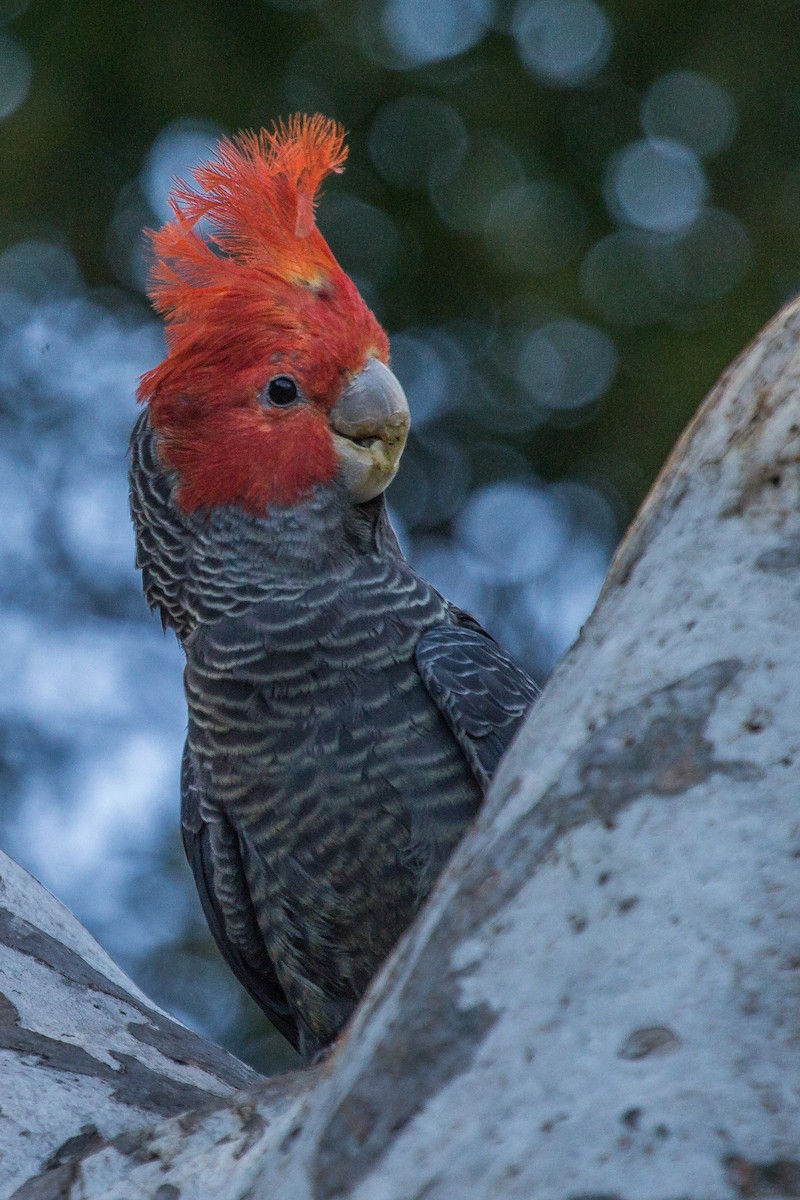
[130,115,537,1060]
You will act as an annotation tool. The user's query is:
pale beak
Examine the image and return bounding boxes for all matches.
[329,358,410,503]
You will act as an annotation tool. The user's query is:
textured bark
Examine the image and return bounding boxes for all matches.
[4,298,800,1198]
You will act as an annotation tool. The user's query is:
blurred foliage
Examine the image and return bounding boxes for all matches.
[1,0,799,1073]
[5,0,800,488]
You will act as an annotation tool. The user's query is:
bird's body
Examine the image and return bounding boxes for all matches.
[130,116,537,1058]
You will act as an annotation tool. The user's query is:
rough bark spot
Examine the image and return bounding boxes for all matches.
[565,1193,622,1200]
[756,541,800,571]
[312,662,749,1198]
[232,1104,267,1160]
[10,1125,103,1200]
[617,1026,681,1060]
[11,1165,77,1199]
[743,707,770,733]
[110,1128,160,1163]
[722,453,800,519]
[45,1126,103,1170]
[0,904,256,1090]
[725,1154,800,1196]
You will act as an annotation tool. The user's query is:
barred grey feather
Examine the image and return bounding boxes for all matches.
[130,410,536,1057]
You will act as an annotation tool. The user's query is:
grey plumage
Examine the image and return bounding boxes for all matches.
[130,410,538,1058]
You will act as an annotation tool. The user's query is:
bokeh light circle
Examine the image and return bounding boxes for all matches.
[0,240,82,301]
[430,135,524,233]
[390,330,468,427]
[642,70,738,158]
[485,180,587,275]
[605,137,708,233]
[512,0,613,86]
[381,0,495,67]
[284,37,385,125]
[580,229,667,325]
[516,319,618,410]
[455,480,567,583]
[317,193,400,300]
[651,208,752,304]
[142,119,225,224]
[58,466,134,583]
[369,95,468,190]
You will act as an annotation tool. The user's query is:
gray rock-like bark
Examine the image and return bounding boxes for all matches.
[0,849,284,1197]
[4,299,800,1198]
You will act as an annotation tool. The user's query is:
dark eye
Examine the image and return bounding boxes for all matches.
[264,375,299,407]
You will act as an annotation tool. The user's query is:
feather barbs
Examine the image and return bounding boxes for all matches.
[145,115,349,324]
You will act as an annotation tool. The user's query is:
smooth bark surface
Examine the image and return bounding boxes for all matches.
[0,849,308,1197]
[4,299,800,1198]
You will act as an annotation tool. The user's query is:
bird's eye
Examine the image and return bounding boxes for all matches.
[264,375,299,407]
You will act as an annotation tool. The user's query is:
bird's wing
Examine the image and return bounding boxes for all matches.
[415,614,539,791]
[129,409,195,638]
[180,744,299,1050]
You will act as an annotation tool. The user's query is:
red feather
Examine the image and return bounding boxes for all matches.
[138,115,389,515]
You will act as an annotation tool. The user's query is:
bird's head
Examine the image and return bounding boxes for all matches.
[137,115,409,515]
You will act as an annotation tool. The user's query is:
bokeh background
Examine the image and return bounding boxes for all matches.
[0,0,797,1072]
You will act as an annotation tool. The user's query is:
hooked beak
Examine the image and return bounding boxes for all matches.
[329,358,410,503]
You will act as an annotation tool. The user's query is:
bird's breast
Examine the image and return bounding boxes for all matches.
[184,567,480,854]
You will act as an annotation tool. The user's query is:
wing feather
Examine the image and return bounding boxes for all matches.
[415,615,538,790]
[181,745,298,1049]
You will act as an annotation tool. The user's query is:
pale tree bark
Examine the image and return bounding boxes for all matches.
[4,298,800,1199]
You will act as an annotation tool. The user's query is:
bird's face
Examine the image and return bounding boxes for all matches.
[137,117,410,515]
